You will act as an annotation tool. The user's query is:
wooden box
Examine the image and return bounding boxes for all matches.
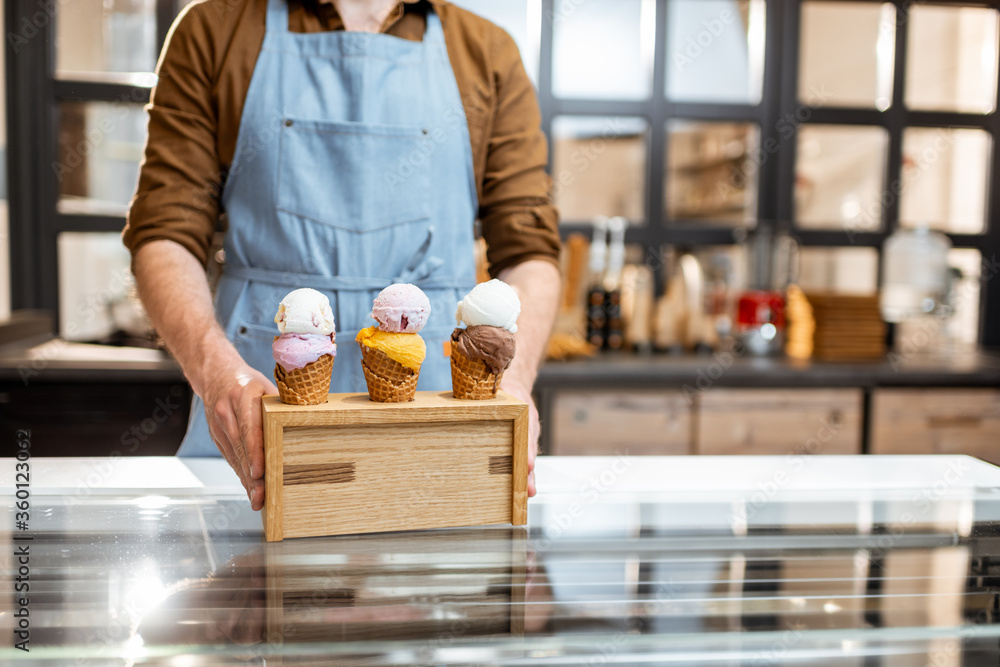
[261,391,529,541]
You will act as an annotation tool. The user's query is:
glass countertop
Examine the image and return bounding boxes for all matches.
[3,455,1000,665]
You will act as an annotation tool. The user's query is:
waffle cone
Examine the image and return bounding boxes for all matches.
[451,349,503,400]
[274,354,334,405]
[360,346,419,402]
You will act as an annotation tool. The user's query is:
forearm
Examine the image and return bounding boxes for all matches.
[133,239,242,398]
[498,259,561,394]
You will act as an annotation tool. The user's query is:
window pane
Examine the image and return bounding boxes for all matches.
[899,128,991,235]
[795,125,888,231]
[799,2,895,110]
[666,0,765,105]
[450,0,540,85]
[551,117,648,224]
[57,0,158,77]
[797,247,879,295]
[552,0,654,100]
[57,102,148,216]
[0,7,7,320]
[57,233,137,342]
[666,121,758,225]
[906,5,999,114]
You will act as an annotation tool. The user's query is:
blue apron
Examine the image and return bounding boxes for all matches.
[177,0,477,456]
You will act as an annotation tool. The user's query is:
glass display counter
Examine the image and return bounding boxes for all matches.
[2,455,999,665]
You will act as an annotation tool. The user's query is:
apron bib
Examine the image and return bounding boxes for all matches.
[177,0,477,456]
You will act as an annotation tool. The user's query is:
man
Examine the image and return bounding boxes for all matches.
[123,0,561,511]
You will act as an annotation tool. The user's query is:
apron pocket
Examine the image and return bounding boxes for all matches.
[278,118,432,232]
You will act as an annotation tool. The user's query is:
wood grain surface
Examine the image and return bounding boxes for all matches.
[262,391,529,540]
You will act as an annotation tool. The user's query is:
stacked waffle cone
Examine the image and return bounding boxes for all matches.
[271,288,337,405]
[450,348,503,400]
[275,354,334,405]
[450,280,521,400]
[357,284,431,403]
[361,347,420,402]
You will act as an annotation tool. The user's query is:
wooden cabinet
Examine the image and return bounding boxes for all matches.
[696,389,862,456]
[870,389,1000,464]
[550,390,692,456]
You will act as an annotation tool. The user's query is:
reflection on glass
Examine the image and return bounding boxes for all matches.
[667,121,759,224]
[57,102,147,215]
[795,125,888,231]
[57,0,158,77]
[799,2,895,109]
[0,7,8,320]
[900,128,991,234]
[450,0,541,85]
[57,233,137,342]
[666,0,765,105]
[797,247,879,295]
[906,5,999,114]
[552,0,654,100]
[551,116,648,224]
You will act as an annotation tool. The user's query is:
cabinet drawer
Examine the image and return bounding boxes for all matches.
[870,389,1000,464]
[551,390,692,456]
[696,389,862,455]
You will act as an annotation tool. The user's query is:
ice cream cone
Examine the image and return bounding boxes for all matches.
[274,354,334,405]
[360,346,419,402]
[450,348,502,400]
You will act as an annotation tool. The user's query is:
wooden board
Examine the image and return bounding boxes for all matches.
[696,388,862,456]
[262,391,529,541]
[870,388,1000,464]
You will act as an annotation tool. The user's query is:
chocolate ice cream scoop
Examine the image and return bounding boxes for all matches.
[451,325,516,376]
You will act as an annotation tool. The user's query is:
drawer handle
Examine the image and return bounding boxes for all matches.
[926,416,983,429]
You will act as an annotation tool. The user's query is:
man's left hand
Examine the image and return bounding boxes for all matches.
[499,379,539,497]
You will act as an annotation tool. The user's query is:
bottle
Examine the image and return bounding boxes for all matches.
[880,227,951,322]
[603,217,628,350]
[586,217,609,349]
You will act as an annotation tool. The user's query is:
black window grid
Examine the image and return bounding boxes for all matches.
[5,0,1000,346]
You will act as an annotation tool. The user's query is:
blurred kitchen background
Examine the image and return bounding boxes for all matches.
[2,0,999,461]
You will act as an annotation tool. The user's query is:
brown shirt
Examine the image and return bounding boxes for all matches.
[122,0,560,277]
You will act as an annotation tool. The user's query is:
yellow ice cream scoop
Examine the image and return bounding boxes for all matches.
[356,326,426,371]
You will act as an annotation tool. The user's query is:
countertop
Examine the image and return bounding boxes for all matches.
[3,455,1000,665]
[3,333,1000,388]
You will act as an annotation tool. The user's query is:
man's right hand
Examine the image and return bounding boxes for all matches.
[202,362,278,511]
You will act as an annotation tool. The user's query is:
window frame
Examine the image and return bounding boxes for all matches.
[5,0,1000,347]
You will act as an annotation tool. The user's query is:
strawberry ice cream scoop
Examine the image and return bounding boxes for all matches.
[272,333,336,372]
[370,284,431,333]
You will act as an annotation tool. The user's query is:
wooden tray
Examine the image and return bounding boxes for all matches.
[261,391,529,541]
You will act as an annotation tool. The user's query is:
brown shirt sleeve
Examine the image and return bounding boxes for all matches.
[474,20,560,277]
[122,1,227,269]
[123,0,561,276]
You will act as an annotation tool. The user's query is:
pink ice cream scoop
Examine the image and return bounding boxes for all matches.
[272,333,337,372]
[370,283,431,333]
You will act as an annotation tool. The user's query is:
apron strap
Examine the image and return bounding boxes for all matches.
[266,0,289,34]
[220,266,467,291]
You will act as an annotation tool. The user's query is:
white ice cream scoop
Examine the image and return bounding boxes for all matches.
[455,279,521,332]
[275,288,335,336]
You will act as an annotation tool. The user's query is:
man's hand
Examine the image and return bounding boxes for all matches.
[133,240,277,510]
[499,379,539,497]
[202,361,277,511]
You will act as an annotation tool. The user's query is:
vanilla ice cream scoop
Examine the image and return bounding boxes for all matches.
[275,288,335,335]
[455,279,521,333]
